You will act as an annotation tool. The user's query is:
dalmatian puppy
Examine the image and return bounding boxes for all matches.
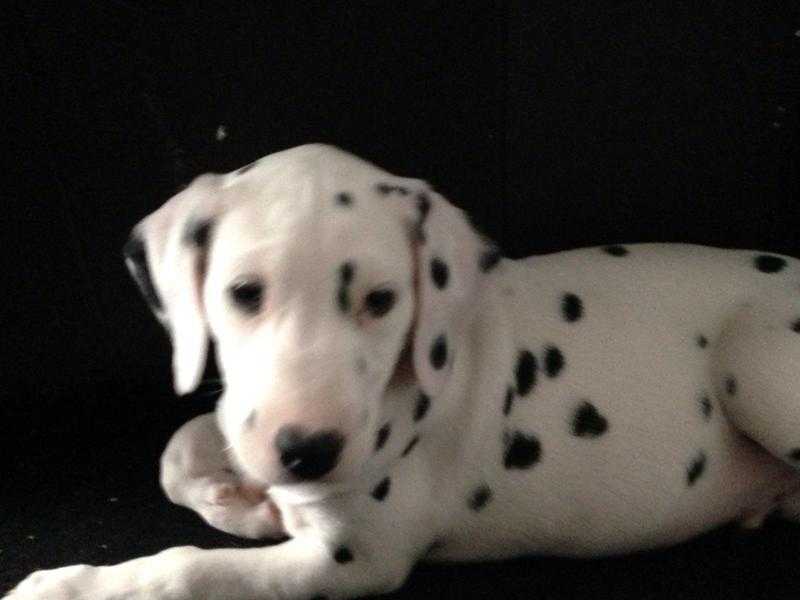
[9,143,800,599]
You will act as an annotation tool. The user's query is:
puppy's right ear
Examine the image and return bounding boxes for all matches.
[123,175,223,396]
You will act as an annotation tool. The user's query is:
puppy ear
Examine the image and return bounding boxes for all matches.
[406,189,499,398]
[123,175,221,396]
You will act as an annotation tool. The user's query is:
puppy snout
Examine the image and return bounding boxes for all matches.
[274,425,345,481]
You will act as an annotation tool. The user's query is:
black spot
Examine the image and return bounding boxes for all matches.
[503,386,514,416]
[375,183,409,196]
[414,392,431,422]
[788,448,800,462]
[430,335,448,370]
[700,395,713,420]
[562,293,583,322]
[468,485,493,511]
[544,346,565,378]
[183,218,213,248]
[791,319,800,333]
[572,402,609,438]
[417,193,431,222]
[687,451,707,486]
[375,423,391,452]
[333,546,354,563]
[754,254,787,273]
[371,477,391,501]
[337,262,355,313]
[401,435,420,457]
[340,262,355,285]
[123,235,164,312]
[725,376,737,396]
[431,258,449,289]
[503,430,542,469]
[479,247,502,272]
[603,245,629,257]
[515,350,537,396]
[335,192,353,206]
[697,334,708,348]
[236,161,257,175]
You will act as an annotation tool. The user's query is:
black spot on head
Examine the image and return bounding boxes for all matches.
[183,218,213,248]
[236,161,257,175]
[788,448,800,462]
[414,392,431,422]
[503,430,542,469]
[503,386,514,416]
[430,335,448,370]
[371,477,391,501]
[544,346,565,378]
[562,293,583,322]
[375,423,391,452]
[791,319,800,333]
[417,193,431,222]
[603,245,629,257]
[468,485,493,511]
[515,350,537,396]
[754,254,787,273]
[430,258,449,289]
[572,402,609,438]
[725,376,737,396]
[123,235,164,312]
[333,546,354,563]
[479,247,502,272]
[697,334,708,348]
[401,435,420,457]
[700,395,713,420]
[687,451,707,486]
[335,192,353,206]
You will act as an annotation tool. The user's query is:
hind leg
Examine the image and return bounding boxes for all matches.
[712,301,800,467]
[160,412,285,539]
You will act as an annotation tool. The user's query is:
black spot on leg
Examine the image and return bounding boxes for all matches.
[430,335,448,370]
[544,346,565,378]
[725,376,737,396]
[335,192,353,206]
[479,247,502,272]
[430,258,449,289]
[375,423,391,451]
[401,435,420,457]
[562,293,583,322]
[503,386,514,416]
[515,350,537,396]
[371,477,391,501]
[468,485,493,511]
[603,245,629,257]
[572,402,609,437]
[333,546,354,563]
[697,334,708,348]
[687,451,707,486]
[754,254,787,273]
[414,392,431,422]
[503,430,542,469]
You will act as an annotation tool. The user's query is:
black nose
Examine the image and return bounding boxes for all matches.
[274,426,345,481]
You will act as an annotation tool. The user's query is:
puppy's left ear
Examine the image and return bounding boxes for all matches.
[123,175,223,395]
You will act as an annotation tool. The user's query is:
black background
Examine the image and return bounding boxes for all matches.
[3,2,799,597]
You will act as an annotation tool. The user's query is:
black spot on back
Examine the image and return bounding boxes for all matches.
[479,247,502,272]
[603,245,629,257]
[562,293,583,322]
[503,430,542,469]
[375,423,391,452]
[414,392,431,422]
[697,334,708,348]
[754,254,787,273]
[371,477,391,501]
[430,335,448,370]
[515,350,537,396]
[468,485,493,511]
[544,346,565,378]
[335,192,353,206]
[687,451,707,486]
[333,546,354,563]
[700,395,713,420]
[725,376,737,396]
[503,386,514,416]
[572,402,609,438]
[431,258,449,289]
[401,435,420,457]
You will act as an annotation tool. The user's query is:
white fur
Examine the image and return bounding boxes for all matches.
[9,144,800,599]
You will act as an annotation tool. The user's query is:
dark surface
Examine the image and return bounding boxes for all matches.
[3,2,799,597]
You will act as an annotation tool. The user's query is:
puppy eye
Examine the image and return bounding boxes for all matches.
[364,288,396,318]
[228,278,264,314]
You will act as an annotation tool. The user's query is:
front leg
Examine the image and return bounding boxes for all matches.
[161,412,284,540]
[7,537,416,600]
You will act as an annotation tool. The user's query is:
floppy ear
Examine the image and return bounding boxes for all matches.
[405,189,500,398]
[123,175,222,396]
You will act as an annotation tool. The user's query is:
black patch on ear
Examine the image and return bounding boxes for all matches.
[479,247,502,272]
[123,235,164,312]
[183,218,213,248]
